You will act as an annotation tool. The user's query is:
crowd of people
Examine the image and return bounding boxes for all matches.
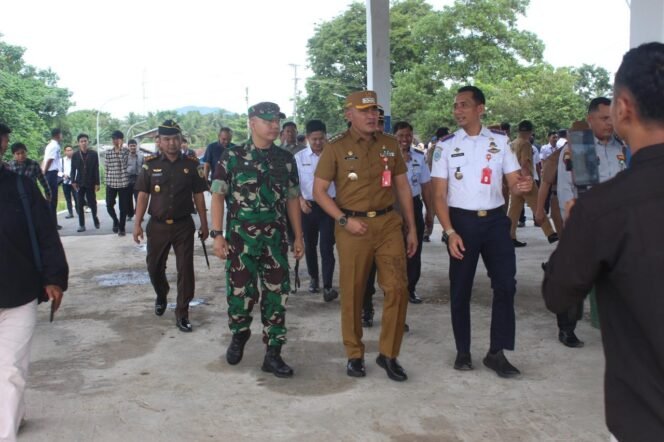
[2,42,664,441]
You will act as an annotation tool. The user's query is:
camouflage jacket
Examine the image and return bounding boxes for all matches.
[211,139,300,223]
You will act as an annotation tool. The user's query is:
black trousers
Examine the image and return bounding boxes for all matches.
[448,209,517,354]
[127,181,136,218]
[146,217,196,319]
[45,170,59,223]
[301,201,336,288]
[407,196,425,294]
[556,301,583,332]
[106,186,131,230]
[77,186,98,226]
[62,183,78,215]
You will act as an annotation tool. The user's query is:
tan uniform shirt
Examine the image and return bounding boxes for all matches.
[315,127,406,212]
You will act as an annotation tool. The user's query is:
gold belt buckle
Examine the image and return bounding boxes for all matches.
[165,219,174,224]
[477,210,488,217]
[367,211,377,218]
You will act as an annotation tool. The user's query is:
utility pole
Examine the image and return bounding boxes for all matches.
[288,63,299,122]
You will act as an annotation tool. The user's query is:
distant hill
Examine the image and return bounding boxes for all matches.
[176,106,238,116]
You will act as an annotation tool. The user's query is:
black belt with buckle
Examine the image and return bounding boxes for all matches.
[151,215,191,225]
[341,206,393,218]
[449,206,503,218]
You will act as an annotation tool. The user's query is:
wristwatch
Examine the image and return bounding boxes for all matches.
[442,229,456,244]
[338,215,348,227]
[210,229,224,238]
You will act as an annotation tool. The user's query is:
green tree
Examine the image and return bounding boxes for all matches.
[572,64,613,103]
[0,35,72,160]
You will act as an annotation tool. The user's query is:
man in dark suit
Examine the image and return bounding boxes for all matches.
[71,133,100,232]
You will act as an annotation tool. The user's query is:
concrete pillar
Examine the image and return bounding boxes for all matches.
[630,0,664,47]
[366,0,392,133]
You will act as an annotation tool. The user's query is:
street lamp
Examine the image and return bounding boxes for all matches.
[96,95,127,150]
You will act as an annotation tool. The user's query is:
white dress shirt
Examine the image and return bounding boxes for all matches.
[295,146,335,200]
[43,140,61,172]
[431,126,520,210]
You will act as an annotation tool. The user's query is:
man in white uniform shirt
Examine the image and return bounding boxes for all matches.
[294,120,338,302]
[431,85,533,378]
[42,128,63,229]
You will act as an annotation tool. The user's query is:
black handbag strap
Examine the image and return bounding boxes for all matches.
[16,175,43,272]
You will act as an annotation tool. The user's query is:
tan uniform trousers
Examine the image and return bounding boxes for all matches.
[335,211,409,359]
[507,182,555,239]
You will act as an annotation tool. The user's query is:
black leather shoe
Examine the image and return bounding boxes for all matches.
[483,350,520,378]
[323,288,338,302]
[65,213,74,219]
[454,352,473,370]
[346,358,366,377]
[512,239,527,247]
[517,221,526,228]
[559,330,584,348]
[226,329,251,365]
[409,292,423,304]
[112,223,119,233]
[404,323,410,332]
[56,225,62,230]
[77,226,86,232]
[548,233,559,244]
[376,354,408,382]
[154,298,167,316]
[94,217,100,229]
[261,346,293,378]
[176,317,193,332]
[118,230,126,237]
[309,278,320,293]
[361,309,374,328]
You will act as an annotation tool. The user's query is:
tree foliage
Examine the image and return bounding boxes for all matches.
[300,0,613,141]
[0,36,72,160]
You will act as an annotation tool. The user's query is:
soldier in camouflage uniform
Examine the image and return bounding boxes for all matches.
[210,102,304,378]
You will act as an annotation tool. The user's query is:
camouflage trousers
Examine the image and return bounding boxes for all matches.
[225,219,290,347]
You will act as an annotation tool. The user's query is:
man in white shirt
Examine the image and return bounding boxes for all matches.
[42,128,63,229]
[294,120,338,302]
[539,131,559,162]
[61,145,78,219]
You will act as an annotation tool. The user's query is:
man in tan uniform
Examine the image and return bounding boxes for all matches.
[313,90,417,382]
[506,120,558,246]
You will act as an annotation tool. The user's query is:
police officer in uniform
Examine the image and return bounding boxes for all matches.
[132,120,208,332]
[313,90,417,382]
[431,86,533,378]
[210,102,304,379]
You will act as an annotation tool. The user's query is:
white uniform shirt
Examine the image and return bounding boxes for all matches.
[540,143,555,161]
[295,146,335,200]
[405,148,431,197]
[43,139,61,172]
[431,126,520,210]
[557,136,625,220]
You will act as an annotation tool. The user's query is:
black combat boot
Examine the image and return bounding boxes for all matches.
[226,329,251,365]
[261,346,294,378]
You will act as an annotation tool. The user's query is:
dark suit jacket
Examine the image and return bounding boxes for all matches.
[71,149,100,188]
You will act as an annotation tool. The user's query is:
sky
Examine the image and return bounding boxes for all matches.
[3,0,630,119]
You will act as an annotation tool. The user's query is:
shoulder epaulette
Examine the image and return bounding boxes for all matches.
[439,133,455,142]
[144,154,158,162]
[489,128,506,136]
[382,133,397,140]
[327,131,348,144]
[186,152,199,161]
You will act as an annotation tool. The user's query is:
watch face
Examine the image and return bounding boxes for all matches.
[339,216,347,226]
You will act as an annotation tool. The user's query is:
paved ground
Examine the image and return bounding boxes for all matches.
[19,205,608,442]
